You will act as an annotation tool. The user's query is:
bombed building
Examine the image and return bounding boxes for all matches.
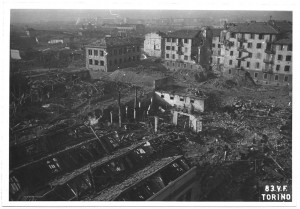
[8,9,292,203]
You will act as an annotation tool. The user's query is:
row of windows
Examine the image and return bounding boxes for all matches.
[228,60,291,72]
[89,59,105,66]
[228,50,292,62]
[160,94,194,103]
[166,61,191,69]
[166,46,189,52]
[228,70,290,82]
[166,53,189,60]
[231,33,264,40]
[166,38,189,43]
[88,46,140,56]
[277,55,292,61]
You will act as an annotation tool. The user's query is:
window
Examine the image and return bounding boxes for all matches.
[230,51,233,56]
[172,38,176,43]
[161,94,164,98]
[256,62,260,68]
[184,55,188,60]
[170,96,174,100]
[190,99,194,103]
[119,49,122,55]
[254,72,258,78]
[275,75,279,81]
[248,53,253,58]
[287,45,292,51]
[278,55,283,61]
[263,73,267,79]
[171,46,175,50]
[256,53,261,59]
[184,39,188,43]
[247,62,250,68]
[230,33,235,38]
[167,38,171,42]
[229,69,232,74]
[94,60,99,65]
[172,54,175,59]
[284,65,290,72]
[247,42,252,48]
[286,55,292,61]
[212,43,216,48]
[100,50,104,56]
[184,63,187,68]
[218,44,221,48]
[180,97,184,101]
[276,65,280,71]
[88,49,92,55]
[172,62,175,66]
[94,50,98,56]
[166,62,169,66]
[166,46,171,50]
[89,59,93,65]
[166,54,169,58]
[185,47,188,53]
[100,60,104,66]
[250,34,255,39]
[259,34,264,40]
[229,60,233,65]
[256,43,262,49]
[218,51,221,56]
[284,76,289,82]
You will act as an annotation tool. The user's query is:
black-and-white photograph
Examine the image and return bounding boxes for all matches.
[4,2,295,205]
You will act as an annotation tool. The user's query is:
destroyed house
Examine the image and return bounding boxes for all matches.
[85,37,142,72]
[90,156,198,201]
[163,28,213,71]
[9,134,170,201]
[155,89,206,113]
[223,21,292,85]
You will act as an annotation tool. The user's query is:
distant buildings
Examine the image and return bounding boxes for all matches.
[211,28,226,71]
[85,37,142,72]
[212,20,292,85]
[162,28,213,71]
[143,32,166,58]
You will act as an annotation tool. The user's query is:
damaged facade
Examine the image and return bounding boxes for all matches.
[162,28,213,71]
[143,32,166,58]
[214,21,292,85]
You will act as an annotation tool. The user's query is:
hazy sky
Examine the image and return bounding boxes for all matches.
[10,9,292,24]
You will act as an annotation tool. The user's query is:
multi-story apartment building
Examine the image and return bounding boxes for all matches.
[221,21,292,85]
[211,28,226,71]
[143,32,166,58]
[162,28,213,71]
[85,37,142,72]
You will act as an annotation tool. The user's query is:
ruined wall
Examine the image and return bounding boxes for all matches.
[155,91,205,112]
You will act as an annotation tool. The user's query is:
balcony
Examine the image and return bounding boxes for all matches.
[263,59,274,65]
[237,37,247,43]
[265,49,276,54]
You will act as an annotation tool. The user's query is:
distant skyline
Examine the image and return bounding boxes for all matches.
[10,9,292,24]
